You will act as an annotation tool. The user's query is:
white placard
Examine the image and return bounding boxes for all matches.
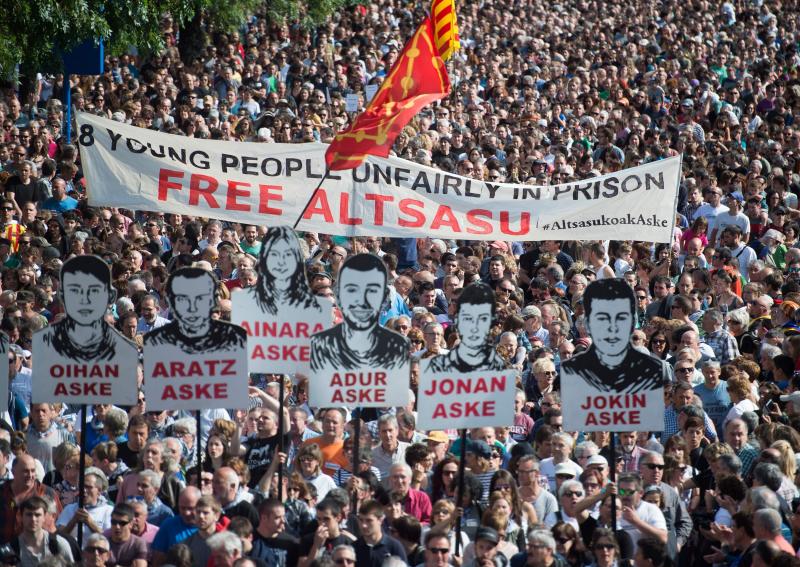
[231,227,332,375]
[365,84,379,102]
[561,278,667,432]
[32,256,138,405]
[345,93,360,112]
[144,267,248,411]
[417,282,513,429]
[310,254,409,407]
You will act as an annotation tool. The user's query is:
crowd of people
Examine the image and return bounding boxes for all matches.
[0,0,799,566]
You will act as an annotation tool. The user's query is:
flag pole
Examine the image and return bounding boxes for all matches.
[293,168,329,229]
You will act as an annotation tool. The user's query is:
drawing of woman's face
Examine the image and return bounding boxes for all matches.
[265,238,298,281]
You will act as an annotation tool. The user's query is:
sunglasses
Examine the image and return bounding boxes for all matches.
[427,548,449,555]
[594,544,616,550]
[84,547,109,554]
[562,490,583,497]
[645,463,665,470]
[111,519,131,526]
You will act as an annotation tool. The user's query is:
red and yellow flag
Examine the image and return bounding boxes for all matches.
[325,17,451,171]
[431,0,461,61]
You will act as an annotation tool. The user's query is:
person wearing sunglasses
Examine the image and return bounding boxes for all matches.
[106,503,147,566]
[421,530,451,567]
[617,473,668,548]
[588,528,622,567]
[638,453,692,557]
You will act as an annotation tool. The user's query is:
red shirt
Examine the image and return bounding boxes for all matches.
[402,488,432,525]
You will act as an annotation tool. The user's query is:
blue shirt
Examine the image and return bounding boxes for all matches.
[40,196,78,212]
[693,381,731,433]
[151,515,197,553]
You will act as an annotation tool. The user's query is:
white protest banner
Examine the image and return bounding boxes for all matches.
[417,283,514,430]
[32,256,138,405]
[76,113,681,242]
[231,226,332,375]
[561,279,667,432]
[309,254,409,407]
[144,268,248,411]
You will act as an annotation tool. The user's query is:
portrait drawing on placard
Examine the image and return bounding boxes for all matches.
[424,282,506,373]
[144,267,246,353]
[560,278,668,395]
[310,253,408,372]
[39,255,133,362]
[248,225,326,318]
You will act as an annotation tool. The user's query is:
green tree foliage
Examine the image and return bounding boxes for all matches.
[0,0,346,79]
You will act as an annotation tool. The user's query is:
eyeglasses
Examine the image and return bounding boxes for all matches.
[651,339,666,345]
[617,488,635,497]
[427,548,450,555]
[562,490,583,497]
[540,371,557,376]
[334,559,356,565]
[84,547,109,554]
[645,463,665,470]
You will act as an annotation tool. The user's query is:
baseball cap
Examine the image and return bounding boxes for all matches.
[467,439,492,459]
[426,431,449,444]
[475,527,500,545]
[490,241,509,252]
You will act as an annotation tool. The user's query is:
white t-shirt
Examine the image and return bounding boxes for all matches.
[711,211,750,241]
[729,244,757,281]
[695,203,729,224]
[620,500,667,547]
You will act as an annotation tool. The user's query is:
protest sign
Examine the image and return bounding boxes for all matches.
[232,226,332,374]
[561,279,667,431]
[143,268,248,411]
[32,256,138,404]
[76,113,680,242]
[309,254,409,407]
[417,283,513,429]
[345,93,360,112]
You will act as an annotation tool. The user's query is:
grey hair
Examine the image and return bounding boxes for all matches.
[705,309,724,326]
[750,486,781,511]
[84,532,110,551]
[575,441,599,457]
[389,462,413,477]
[332,544,357,558]
[138,469,162,487]
[378,413,398,429]
[761,343,782,360]
[84,467,109,492]
[546,264,564,280]
[527,529,557,552]
[752,463,784,492]
[558,479,583,498]
[716,454,742,475]
[727,308,750,327]
[382,558,408,567]
[206,530,243,555]
[754,508,783,535]
[552,432,574,448]
[171,417,196,435]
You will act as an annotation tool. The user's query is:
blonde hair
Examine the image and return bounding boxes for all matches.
[771,440,797,479]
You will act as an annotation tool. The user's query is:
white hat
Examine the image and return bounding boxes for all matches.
[586,455,608,468]
[554,463,576,477]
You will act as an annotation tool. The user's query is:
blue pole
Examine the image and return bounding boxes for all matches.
[63,73,71,143]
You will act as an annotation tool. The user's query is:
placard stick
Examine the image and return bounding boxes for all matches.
[351,408,361,512]
[77,404,88,549]
[293,168,329,229]
[610,433,617,532]
[277,382,286,494]
[454,428,468,556]
[196,410,203,488]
